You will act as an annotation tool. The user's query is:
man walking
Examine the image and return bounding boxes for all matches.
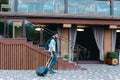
[48,31,58,74]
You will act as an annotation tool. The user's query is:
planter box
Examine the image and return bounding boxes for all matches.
[106,52,119,65]
[106,58,118,65]
[112,58,119,65]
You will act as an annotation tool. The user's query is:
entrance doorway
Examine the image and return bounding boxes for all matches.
[116,31,120,51]
[76,27,99,61]
[14,26,23,38]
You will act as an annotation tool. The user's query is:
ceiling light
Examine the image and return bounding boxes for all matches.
[77,25,87,28]
[77,29,84,31]
[35,28,42,31]
[116,30,120,32]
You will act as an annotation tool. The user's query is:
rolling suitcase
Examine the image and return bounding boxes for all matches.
[36,57,52,76]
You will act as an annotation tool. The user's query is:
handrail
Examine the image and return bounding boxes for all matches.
[43,26,87,50]
[42,26,89,63]
[0,38,53,70]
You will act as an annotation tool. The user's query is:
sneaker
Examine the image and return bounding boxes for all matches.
[52,71,56,73]
[49,71,54,74]
[49,70,56,74]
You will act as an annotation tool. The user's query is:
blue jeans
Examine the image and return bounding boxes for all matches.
[49,51,57,72]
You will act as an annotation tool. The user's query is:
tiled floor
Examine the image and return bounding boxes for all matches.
[0,64,120,80]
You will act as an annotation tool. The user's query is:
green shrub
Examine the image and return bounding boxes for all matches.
[64,53,77,61]
[64,54,69,59]
[106,52,118,58]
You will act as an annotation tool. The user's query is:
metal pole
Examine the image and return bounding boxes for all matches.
[64,0,68,14]
[7,21,9,38]
[69,28,72,62]
[76,45,79,65]
[14,0,18,12]
[57,26,61,57]
[13,23,15,38]
[3,17,7,38]
[40,28,43,46]
[110,0,114,16]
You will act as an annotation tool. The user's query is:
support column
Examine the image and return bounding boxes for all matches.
[40,29,43,46]
[12,24,15,38]
[64,0,68,14]
[7,21,9,38]
[14,0,18,12]
[69,28,72,62]
[110,0,114,16]
[104,28,112,60]
[3,17,7,38]
[22,20,26,38]
[61,24,71,61]
[57,26,61,56]
[61,27,69,57]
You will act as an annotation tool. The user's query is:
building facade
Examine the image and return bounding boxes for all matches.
[0,0,120,63]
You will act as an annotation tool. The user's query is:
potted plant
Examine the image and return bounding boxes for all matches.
[64,53,77,61]
[105,51,119,65]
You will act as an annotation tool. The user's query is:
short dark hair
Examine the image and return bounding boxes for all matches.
[53,31,58,35]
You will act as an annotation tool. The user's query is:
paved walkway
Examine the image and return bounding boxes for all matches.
[0,64,120,80]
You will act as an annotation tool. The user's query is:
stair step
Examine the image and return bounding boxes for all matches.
[57,57,80,70]
[23,39,80,70]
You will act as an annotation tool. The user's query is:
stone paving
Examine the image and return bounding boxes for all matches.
[0,64,120,80]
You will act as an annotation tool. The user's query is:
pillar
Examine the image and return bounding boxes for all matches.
[40,29,43,46]
[64,0,68,13]
[61,24,71,58]
[104,28,112,60]
[22,20,26,38]
[57,26,62,56]
[61,27,69,57]
[3,17,7,38]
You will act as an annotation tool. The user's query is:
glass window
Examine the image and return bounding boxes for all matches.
[114,1,120,16]
[17,0,64,13]
[15,0,120,16]
[68,0,110,15]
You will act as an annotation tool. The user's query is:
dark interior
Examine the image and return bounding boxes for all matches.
[76,27,99,60]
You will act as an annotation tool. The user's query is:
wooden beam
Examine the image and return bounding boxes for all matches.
[6,17,120,25]
[26,18,120,25]
[3,14,120,25]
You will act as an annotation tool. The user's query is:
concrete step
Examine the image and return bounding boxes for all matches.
[57,57,80,70]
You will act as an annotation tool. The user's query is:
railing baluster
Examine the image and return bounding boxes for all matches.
[0,39,50,70]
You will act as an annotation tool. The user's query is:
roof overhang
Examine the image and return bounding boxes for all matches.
[0,12,120,25]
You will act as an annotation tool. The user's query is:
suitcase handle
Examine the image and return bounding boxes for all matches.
[45,57,53,68]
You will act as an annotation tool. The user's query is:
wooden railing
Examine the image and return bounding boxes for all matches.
[0,38,58,70]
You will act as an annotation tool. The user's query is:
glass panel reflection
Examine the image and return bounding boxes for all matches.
[15,0,119,16]
[114,1,120,16]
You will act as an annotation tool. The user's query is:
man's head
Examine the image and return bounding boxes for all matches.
[53,31,59,39]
